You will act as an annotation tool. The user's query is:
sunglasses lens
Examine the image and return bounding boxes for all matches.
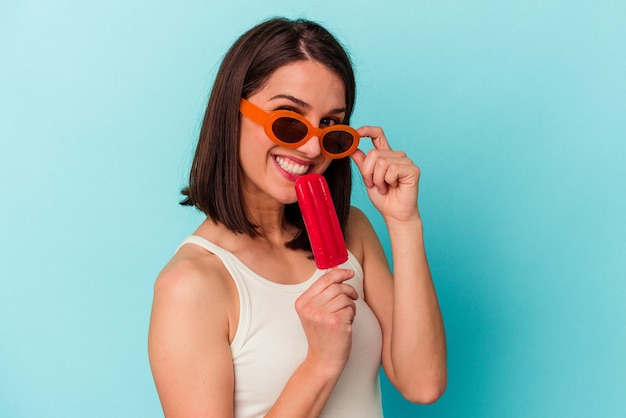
[322,131,354,155]
[272,117,308,144]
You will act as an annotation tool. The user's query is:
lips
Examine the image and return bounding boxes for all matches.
[275,156,310,175]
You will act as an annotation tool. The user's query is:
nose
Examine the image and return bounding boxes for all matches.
[296,133,324,158]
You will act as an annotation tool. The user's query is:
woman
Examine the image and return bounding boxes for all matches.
[148,17,447,417]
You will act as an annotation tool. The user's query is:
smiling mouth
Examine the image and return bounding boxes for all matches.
[275,156,310,175]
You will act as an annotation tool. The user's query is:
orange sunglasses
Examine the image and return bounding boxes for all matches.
[239,98,360,159]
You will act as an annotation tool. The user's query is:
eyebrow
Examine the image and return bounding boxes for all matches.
[269,94,346,115]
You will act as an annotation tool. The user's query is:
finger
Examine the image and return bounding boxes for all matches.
[337,283,358,301]
[371,157,389,195]
[350,148,366,171]
[370,152,415,192]
[311,283,359,310]
[350,149,373,188]
[372,157,406,192]
[357,126,392,151]
[352,148,386,190]
[306,269,355,296]
[362,150,396,194]
[326,294,357,317]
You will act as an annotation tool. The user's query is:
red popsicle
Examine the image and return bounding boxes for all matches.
[295,173,348,269]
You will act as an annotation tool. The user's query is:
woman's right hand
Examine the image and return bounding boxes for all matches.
[294,269,358,378]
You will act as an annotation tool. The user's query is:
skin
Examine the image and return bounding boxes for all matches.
[148,60,447,417]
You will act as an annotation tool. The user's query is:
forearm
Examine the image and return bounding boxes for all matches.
[386,214,447,400]
[265,359,341,418]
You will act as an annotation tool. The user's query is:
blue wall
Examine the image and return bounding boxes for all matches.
[1,1,625,416]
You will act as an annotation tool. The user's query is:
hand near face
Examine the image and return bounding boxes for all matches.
[350,126,421,223]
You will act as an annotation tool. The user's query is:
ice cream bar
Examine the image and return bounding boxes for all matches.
[295,173,348,269]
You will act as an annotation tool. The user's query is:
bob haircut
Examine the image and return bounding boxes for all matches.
[181,17,356,252]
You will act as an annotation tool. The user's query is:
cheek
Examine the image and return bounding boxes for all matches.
[239,118,255,146]
[239,121,275,175]
[239,122,261,157]
[240,118,273,150]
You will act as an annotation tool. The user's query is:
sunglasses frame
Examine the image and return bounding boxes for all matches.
[239,98,359,159]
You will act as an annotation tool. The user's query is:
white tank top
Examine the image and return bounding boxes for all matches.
[179,235,384,418]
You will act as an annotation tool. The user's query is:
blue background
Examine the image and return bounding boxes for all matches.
[1,1,625,417]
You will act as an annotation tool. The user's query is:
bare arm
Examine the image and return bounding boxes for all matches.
[351,126,447,404]
[148,256,236,417]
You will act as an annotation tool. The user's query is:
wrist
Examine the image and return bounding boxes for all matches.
[303,356,345,382]
[383,210,422,230]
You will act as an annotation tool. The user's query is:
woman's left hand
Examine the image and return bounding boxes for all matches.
[350,126,421,223]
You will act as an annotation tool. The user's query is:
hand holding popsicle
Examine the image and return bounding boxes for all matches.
[295,174,356,376]
[295,174,348,269]
[294,268,357,377]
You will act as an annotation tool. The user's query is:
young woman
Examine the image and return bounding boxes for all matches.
[148,17,447,418]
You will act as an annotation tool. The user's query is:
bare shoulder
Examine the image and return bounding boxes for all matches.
[151,242,241,345]
[149,243,238,416]
[345,206,392,302]
[346,205,370,227]
[345,206,384,264]
[154,244,236,311]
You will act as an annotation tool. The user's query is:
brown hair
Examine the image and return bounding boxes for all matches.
[181,17,356,251]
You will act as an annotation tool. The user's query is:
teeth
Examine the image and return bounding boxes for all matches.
[275,156,309,175]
